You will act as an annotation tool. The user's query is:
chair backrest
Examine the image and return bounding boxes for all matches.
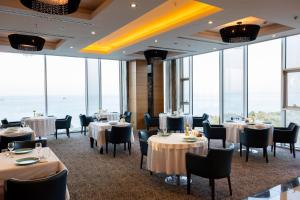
[65,115,72,128]
[167,117,184,132]
[124,111,131,123]
[202,120,211,137]
[107,126,132,144]
[289,123,299,143]
[79,114,89,126]
[1,118,8,124]
[5,169,68,200]
[243,128,269,147]
[193,113,209,128]
[144,113,151,126]
[14,140,47,149]
[138,130,151,156]
[0,134,32,152]
[206,147,234,178]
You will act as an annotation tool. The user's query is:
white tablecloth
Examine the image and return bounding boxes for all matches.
[95,112,119,121]
[24,117,56,137]
[147,133,208,175]
[88,122,134,149]
[223,122,274,145]
[0,147,68,200]
[0,127,35,139]
[159,113,193,130]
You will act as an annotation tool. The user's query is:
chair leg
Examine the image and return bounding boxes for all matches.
[227,176,232,196]
[211,179,215,200]
[292,143,296,158]
[263,148,266,157]
[222,139,225,148]
[90,137,94,148]
[128,142,131,155]
[55,129,58,139]
[290,143,293,153]
[106,142,108,154]
[113,144,116,157]
[140,155,143,169]
[81,126,83,134]
[273,142,276,157]
[84,127,86,136]
[246,147,249,162]
[150,171,153,175]
[271,145,273,152]
[240,143,242,157]
[264,147,268,163]
[187,173,191,194]
[208,139,210,149]
[66,128,70,138]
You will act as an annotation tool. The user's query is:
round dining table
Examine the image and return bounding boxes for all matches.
[223,122,274,145]
[23,116,56,137]
[159,113,193,130]
[147,133,208,185]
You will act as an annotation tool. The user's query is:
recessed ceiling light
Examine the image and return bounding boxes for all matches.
[272,34,276,38]
[208,20,213,24]
[131,3,137,8]
[155,39,158,43]
[91,31,96,35]
[70,46,74,49]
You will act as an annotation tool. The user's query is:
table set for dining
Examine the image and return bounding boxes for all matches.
[0,147,68,200]
[0,127,35,139]
[22,116,56,137]
[159,113,193,130]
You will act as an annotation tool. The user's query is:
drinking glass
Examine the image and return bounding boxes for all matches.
[35,142,42,158]
[7,142,15,158]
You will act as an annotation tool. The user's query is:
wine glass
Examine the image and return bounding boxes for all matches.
[7,142,15,158]
[35,142,42,158]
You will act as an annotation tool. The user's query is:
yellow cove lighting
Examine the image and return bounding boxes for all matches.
[81,0,222,54]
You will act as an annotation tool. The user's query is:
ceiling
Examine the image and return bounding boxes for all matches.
[0,0,299,61]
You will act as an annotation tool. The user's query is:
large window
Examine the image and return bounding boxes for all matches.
[248,39,282,126]
[101,60,120,112]
[0,53,45,121]
[287,72,300,108]
[181,57,191,113]
[193,52,219,123]
[223,47,244,121]
[286,34,300,68]
[87,59,100,115]
[46,55,86,128]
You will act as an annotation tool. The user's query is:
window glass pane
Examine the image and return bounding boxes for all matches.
[0,52,45,121]
[87,59,99,115]
[248,39,281,126]
[183,57,190,78]
[286,110,300,147]
[183,104,189,114]
[183,80,189,103]
[286,34,300,68]
[193,52,219,124]
[223,47,244,121]
[47,55,85,129]
[287,72,300,107]
[101,60,120,112]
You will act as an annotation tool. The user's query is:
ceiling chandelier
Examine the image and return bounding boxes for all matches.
[8,34,45,51]
[220,22,260,43]
[20,0,81,15]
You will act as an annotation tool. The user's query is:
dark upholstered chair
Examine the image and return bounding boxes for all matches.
[105,126,132,157]
[121,111,132,123]
[0,134,32,152]
[167,117,184,132]
[1,118,21,128]
[4,169,68,200]
[138,130,157,172]
[240,128,270,163]
[14,140,47,149]
[55,115,72,139]
[186,147,234,200]
[193,113,209,128]
[79,114,94,135]
[273,122,299,158]
[203,120,226,149]
[144,113,159,130]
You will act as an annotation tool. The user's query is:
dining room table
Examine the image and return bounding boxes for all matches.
[159,113,193,130]
[147,133,208,185]
[23,116,56,137]
[0,147,69,200]
[0,127,35,139]
[88,121,135,154]
[223,121,274,145]
[94,112,120,121]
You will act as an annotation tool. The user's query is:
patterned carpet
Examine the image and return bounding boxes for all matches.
[48,133,300,200]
